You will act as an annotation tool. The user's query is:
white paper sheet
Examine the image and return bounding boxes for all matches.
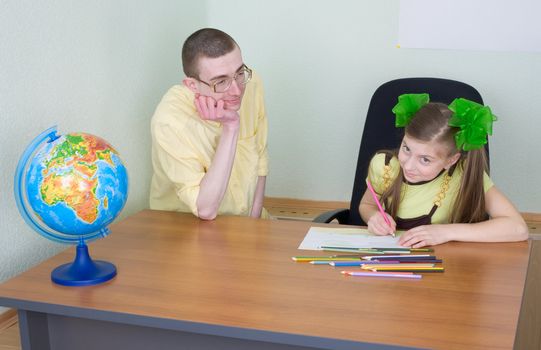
[298,226,403,251]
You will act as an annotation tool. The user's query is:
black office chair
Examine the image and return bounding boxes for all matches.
[314,77,487,226]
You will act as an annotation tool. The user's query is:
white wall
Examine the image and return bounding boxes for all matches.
[207,0,541,212]
[0,0,207,287]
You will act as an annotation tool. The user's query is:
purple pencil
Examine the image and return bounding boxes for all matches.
[342,271,422,279]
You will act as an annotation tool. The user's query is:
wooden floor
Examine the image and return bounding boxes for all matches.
[0,313,20,350]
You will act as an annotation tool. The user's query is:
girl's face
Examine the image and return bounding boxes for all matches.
[398,134,460,183]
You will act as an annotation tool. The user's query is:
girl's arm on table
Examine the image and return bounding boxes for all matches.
[399,186,529,247]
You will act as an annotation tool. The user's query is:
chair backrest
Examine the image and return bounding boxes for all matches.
[347,77,486,226]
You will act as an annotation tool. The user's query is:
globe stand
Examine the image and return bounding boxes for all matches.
[51,243,117,287]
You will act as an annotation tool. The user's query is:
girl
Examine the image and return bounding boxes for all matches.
[359,93,528,248]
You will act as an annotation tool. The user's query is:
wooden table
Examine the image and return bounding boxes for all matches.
[0,210,533,350]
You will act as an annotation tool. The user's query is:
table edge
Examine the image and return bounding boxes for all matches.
[0,297,422,350]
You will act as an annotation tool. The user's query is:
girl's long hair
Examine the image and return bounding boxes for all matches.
[380,102,489,223]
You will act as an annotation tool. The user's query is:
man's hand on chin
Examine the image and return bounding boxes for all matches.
[194,94,239,127]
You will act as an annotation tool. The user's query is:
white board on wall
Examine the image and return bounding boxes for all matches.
[398,0,541,52]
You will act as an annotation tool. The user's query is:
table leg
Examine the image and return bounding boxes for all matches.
[514,237,541,349]
[18,310,51,350]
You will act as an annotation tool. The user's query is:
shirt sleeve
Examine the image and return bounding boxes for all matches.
[153,122,204,216]
[483,171,494,193]
[254,74,269,177]
[366,153,395,194]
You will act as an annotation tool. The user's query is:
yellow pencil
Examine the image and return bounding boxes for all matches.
[292,257,361,262]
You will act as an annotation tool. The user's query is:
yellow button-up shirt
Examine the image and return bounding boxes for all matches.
[149,72,268,217]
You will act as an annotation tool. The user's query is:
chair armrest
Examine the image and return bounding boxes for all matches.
[313,209,350,224]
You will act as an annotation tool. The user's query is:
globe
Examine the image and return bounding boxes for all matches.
[14,126,128,286]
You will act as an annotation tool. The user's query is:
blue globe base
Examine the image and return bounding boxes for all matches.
[51,244,116,287]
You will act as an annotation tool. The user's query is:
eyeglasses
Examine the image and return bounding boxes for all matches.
[195,65,252,93]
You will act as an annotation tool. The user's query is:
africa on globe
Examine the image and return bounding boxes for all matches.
[25,131,128,236]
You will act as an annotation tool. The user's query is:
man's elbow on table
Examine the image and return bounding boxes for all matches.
[197,206,218,221]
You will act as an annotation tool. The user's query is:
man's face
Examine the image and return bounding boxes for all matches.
[193,46,246,111]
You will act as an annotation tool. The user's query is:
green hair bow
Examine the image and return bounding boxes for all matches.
[448,98,497,151]
[392,93,430,127]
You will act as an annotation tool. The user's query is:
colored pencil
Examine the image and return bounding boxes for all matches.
[362,254,433,260]
[330,254,370,258]
[384,259,442,263]
[365,256,440,259]
[329,260,400,267]
[321,246,380,251]
[369,248,433,252]
[377,250,426,254]
[342,270,412,275]
[342,271,422,279]
[292,257,362,262]
[369,269,444,273]
[370,267,444,272]
[361,263,435,269]
[321,247,385,254]
[366,179,395,237]
[322,246,433,253]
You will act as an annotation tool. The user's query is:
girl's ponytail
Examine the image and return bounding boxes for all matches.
[450,148,489,223]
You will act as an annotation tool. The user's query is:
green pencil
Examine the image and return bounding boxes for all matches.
[370,247,434,252]
[320,247,385,254]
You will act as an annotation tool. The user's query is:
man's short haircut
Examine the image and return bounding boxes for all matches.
[182,28,238,78]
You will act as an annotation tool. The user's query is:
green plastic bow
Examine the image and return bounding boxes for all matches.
[392,93,430,127]
[448,98,497,151]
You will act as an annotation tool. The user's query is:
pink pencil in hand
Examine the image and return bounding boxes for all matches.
[366,179,395,237]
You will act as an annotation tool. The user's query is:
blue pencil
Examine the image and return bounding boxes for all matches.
[330,262,364,267]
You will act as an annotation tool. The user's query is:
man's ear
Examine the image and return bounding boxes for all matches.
[183,77,199,93]
[445,152,461,170]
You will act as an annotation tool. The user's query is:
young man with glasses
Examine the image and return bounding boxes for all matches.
[150,28,269,220]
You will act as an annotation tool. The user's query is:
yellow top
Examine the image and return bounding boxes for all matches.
[367,153,493,224]
[149,72,268,217]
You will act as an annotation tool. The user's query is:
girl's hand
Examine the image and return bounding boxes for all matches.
[399,225,450,248]
[367,213,396,236]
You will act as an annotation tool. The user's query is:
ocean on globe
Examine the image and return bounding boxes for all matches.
[24,132,128,237]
